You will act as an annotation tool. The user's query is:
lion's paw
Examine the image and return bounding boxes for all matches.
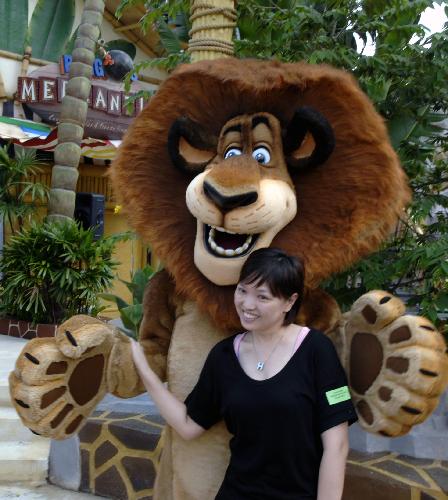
[9,315,118,439]
[345,290,448,437]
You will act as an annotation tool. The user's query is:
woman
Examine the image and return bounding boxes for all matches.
[131,248,357,499]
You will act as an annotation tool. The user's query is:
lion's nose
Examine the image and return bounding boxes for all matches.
[203,181,258,211]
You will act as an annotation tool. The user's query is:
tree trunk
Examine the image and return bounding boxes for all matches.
[188,0,236,63]
[47,0,105,223]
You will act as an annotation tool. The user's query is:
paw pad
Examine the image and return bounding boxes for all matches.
[356,400,374,425]
[349,332,383,394]
[46,361,68,375]
[50,403,73,428]
[41,387,66,409]
[362,305,377,324]
[68,355,105,405]
[386,356,409,374]
[345,290,448,436]
[389,326,411,343]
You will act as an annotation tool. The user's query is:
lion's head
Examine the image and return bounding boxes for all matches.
[111,59,411,330]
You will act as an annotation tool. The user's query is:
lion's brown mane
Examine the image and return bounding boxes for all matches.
[110,59,411,332]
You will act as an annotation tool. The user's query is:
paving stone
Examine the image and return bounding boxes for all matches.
[109,418,162,452]
[18,321,29,336]
[344,462,411,500]
[348,450,392,462]
[420,492,439,500]
[36,323,57,337]
[121,456,156,492]
[141,413,165,425]
[91,410,106,418]
[9,325,20,337]
[106,411,135,419]
[23,330,37,340]
[80,449,90,493]
[425,467,448,493]
[95,466,128,500]
[374,460,430,487]
[94,440,118,468]
[398,455,435,467]
[0,318,11,334]
[79,419,103,444]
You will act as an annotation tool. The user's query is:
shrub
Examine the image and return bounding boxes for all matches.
[100,265,159,338]
[0,220,126,324]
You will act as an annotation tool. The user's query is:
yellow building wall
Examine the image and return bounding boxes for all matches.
[4,162,147,318]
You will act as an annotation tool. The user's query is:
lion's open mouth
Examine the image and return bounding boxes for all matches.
[204,224,258,257]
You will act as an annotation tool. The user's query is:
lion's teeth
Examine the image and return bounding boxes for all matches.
[210,225,236,235]
[207,225,254,257]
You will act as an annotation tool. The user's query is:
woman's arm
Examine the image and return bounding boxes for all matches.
[130,339,206,440]
[316,422,349,500]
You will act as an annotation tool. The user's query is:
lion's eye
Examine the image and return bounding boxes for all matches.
[252,147,271,164]
[224,148,242,159]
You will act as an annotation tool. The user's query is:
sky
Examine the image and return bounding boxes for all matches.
[360,2,447,55]
[420,2,447,32]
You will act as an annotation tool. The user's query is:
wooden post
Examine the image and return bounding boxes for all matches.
[188,0,237,62]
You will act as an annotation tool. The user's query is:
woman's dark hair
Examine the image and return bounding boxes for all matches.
[238,247,305,325]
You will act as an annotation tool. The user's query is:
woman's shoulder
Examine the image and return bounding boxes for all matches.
[209,333,239,357]
[302,327,337,354]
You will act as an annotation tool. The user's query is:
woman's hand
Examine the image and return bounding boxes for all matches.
[129,338,205,440]
[130,338,149,372]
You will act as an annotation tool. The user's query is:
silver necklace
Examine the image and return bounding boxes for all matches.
[251,331,286,371]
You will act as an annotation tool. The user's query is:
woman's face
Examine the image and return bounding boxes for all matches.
[234,280,296,334]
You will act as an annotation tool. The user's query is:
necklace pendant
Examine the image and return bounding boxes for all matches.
[256,361,264,371]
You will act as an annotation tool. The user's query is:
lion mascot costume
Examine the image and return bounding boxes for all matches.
[9,59,448,499]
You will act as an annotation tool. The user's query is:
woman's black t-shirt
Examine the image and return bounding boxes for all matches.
[185,328,358,499]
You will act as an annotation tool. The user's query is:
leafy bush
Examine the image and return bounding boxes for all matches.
[100,265,158,338]
[0,145,48,234]
[0,220,126,324]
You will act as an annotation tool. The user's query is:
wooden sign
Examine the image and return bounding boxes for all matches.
[17,62,148,140]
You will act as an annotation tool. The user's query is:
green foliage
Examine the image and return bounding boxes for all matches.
[28,0,75,62]
[234,0,448,332]
[116,0,191,71]
[100,265,159,339]
[114,1,448,332]
[0,220,126,325]
[0,146,48,235]
[0,0,28,54]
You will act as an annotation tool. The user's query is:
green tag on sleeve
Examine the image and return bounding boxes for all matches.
[325,386,351,405]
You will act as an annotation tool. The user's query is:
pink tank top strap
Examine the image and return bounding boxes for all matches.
[233,332,247,359]
[293,326,310,353]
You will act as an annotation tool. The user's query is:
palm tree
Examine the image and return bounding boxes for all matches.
[47,0,105,223]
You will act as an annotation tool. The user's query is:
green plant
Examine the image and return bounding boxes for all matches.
[117,0,448,333]
[100,265,159,338]
[0,145,48,235]
[0,220,127,324]
[27,0,75,62]
[0,0,28,53]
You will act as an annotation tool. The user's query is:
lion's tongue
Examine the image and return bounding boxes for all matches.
[214,231,248,250]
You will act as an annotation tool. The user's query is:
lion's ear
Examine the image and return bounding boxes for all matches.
[283,107,335,170]
[168,117,217,173]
